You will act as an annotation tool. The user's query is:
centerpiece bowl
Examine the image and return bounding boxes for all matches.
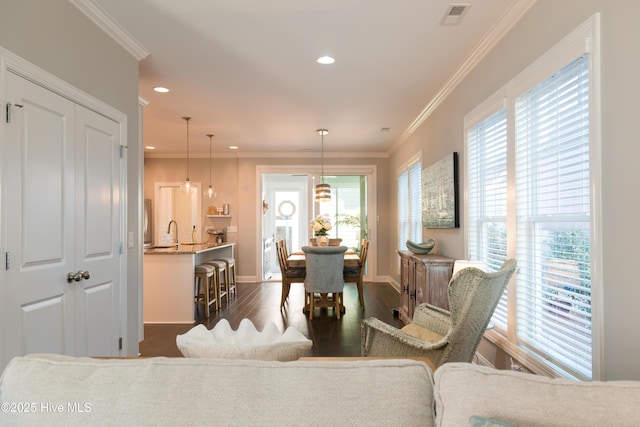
[406,239,436,255]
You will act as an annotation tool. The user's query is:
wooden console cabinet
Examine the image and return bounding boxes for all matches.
[398,251,454,324]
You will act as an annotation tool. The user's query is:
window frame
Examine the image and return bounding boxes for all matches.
[397,152,423,268]
[463,14,602,380]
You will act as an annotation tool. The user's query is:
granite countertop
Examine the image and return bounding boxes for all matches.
[144,242,234,255]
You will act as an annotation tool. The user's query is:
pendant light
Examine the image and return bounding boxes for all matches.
[179,116,196,194]
[314,128,331,202]
[204,133,217,199]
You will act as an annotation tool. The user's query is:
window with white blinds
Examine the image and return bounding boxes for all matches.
[465,38,596,379]
[467,108,508,329]
[398,159,422,251]
[515,54,592,380]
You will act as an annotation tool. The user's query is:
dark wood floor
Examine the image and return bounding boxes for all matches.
[139,281,404,358]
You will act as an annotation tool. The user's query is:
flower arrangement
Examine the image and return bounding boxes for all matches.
[310,215,332,237]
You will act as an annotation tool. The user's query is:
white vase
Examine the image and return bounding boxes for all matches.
[319,236,328,247]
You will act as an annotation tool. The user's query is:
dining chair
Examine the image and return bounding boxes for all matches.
[308,238,342,247]
[343,239,369,310]
[302,245,348,320]
[276,240,305,308]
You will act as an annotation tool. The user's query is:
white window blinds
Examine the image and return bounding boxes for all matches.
[515,54,592,379]
[398,171,408,250]
[465,52,593,379]
[398,161,422,250]
[467,108,508,329]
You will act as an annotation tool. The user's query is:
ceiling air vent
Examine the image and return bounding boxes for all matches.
[440,4,470,26]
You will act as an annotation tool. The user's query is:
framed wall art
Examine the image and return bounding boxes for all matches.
[422,152,459,229]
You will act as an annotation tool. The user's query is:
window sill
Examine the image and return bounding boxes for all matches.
[483,329,570,379]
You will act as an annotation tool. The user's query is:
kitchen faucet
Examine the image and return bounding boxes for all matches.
[167,220,178,245]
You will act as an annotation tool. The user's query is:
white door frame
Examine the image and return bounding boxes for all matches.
[256,164,377,283]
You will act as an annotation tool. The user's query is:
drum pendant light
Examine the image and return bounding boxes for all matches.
[314,129,331,202]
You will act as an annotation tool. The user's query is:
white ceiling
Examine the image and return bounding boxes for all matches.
[81,0,532,157]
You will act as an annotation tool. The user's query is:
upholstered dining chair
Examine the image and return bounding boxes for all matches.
[302,245,348,320]
[343,239,369,310]
[276,240,305,309]
[361,259,516,369]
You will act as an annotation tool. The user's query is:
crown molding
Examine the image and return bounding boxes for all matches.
[70,0,150,61]
[388,0,538,156]
[233,151,389,159]
[143,151,388,160]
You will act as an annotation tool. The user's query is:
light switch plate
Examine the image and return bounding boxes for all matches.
[128,232,134,248]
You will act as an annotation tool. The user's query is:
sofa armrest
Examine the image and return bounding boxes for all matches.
[434,362,640,427]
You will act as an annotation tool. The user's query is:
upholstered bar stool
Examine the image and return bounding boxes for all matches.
[194,264,216,317]
[203,260,228,309]
[214,257,237,299]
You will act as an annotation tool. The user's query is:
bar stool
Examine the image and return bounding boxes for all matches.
[203,260,228,309]
[214,257,237,299]
[194,264,216,317]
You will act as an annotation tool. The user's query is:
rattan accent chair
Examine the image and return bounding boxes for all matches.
[361,259,516,369]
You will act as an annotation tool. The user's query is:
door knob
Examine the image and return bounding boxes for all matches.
[66,270,91,283]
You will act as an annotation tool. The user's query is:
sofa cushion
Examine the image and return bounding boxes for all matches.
[434,362,640,427]
[1,354,435,426]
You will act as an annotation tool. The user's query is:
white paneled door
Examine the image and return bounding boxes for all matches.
[4,72,122,360]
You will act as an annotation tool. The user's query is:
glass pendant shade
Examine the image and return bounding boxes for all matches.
[316,128,331,202]
[180,116,196,194]
[205,185,217,199]
[180,178,194,194]
[204,134,217,199]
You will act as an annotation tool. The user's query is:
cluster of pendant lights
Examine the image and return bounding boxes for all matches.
[179,116,217,199]
[314,128,331,203]
[181,117,330,203]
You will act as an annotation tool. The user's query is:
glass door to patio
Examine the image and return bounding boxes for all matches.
[261,172,369,281]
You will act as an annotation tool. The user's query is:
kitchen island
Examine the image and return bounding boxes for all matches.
[144,243,235,323]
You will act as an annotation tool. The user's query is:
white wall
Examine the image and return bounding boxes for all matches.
[144,154,391,280]
[388,0,640,380]
[0,0,141,355]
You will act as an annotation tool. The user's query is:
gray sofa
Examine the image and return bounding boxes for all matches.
[1,354,640,426]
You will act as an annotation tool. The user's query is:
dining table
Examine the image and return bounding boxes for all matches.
[286,252,360,269]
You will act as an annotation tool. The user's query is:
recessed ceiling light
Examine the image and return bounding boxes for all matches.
[229,146,238,150]
[153,86,169,93]
[316,56,335,65]
[145,146,156,150]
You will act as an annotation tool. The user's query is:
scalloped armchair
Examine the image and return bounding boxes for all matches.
[361,259,516,369]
